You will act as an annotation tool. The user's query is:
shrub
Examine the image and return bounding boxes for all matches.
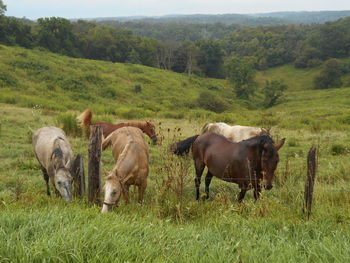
[287,138,299,147]
[262,80,288,108]
[60,78,87,93]
[55,113,81,137]
[161,111,185,119]
[133,85,142,93]
[99,87,117,99]
[118,107,153,119]
[11,60,49,71]
[0,73,18,88]
[330,144,347,156]
[197,90,228,113]
[314,59,343,89]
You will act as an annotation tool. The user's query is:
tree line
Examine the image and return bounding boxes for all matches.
[0,0,349,107]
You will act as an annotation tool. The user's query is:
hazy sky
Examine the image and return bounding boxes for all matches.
[5,0,350,19]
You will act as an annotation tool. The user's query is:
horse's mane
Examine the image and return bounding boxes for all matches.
[240,135,274,148]
[172,135,199,155]
[201,123,211,134]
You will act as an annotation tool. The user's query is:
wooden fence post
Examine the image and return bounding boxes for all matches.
[88,125,102,204]
[304,146,317,219]
[72,154,85,197]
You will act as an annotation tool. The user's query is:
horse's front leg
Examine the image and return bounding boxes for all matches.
[41,167,51,196]
[238,188,247,202]
[254,185,261,201]
[123,185,130,204]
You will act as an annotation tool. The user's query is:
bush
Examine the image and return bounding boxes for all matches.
[99,87,117,99]
[330,144,347,156]
[197,90,228,113]
[133,85,142,93]
[60,78,87,93]
[0,73,18,88]
[314,59,343,89]
[11,60,49,71]
[118,107,153,119]
[55,113,81,137]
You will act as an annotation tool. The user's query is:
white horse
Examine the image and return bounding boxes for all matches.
[172,122,269,156]
[201,122,268,142]
[32,126,74,201]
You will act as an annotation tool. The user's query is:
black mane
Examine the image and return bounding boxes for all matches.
[240,135,274,148]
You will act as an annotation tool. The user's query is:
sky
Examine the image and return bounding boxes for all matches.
[4,0,350,20]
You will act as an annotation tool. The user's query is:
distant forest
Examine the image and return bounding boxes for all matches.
[1,8,350,78]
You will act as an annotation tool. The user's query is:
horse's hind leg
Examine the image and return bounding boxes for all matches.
[205,171,213,200]
[194,160,205,200]
[41,167,50,196]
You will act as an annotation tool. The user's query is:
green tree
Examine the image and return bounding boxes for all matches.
[225,56,257,100]
[196,40,225,78]
[314,59,343,89]
[35,17,80,57]
[262,80,288,107]
[0,0,6,15]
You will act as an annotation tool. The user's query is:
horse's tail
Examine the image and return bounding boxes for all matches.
[76,109,92,129]
[170,135,199,156]
[76,109,92,137]
[201,123,211,134]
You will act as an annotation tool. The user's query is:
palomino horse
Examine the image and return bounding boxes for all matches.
[32,127,75,201]
[171,122,267,156]
[76,109,157,144]
[101,127,149,213]
[192,133,285,202]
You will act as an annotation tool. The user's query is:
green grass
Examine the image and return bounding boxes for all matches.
[0,105,350,262]
[0,45,350,262]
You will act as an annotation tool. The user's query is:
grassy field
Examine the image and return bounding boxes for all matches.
[0,104,349,262]
[0,45,350,262]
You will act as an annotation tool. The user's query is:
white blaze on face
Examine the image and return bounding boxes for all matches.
[101,177,121,213]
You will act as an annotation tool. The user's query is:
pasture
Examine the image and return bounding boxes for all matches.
[0,104,350,262]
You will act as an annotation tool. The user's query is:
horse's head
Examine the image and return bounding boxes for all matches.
[261,138,285,190]
[54,160,73,201]
[144,121,157,144]
[101,173,122,213]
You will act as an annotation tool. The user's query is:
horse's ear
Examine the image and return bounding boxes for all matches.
[275,138,286,151]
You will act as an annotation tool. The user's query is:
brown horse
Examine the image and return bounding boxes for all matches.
[101,127,149,213]
[76,109,157,144]
[192,133,285,202]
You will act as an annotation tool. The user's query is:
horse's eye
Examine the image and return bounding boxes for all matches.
[111,190,117,196]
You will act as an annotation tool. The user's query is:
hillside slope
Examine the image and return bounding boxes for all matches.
[0,45,349,131]
[0,45,233,118]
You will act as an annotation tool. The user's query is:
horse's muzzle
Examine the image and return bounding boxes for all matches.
[265,185,273,190]
[151,136,158,144]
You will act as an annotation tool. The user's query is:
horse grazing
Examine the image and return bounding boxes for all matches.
[32,127,75,201]
[171,122,267,156]
[192,133,285,202]
[76,109,157,144]
[101,127,149,213]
